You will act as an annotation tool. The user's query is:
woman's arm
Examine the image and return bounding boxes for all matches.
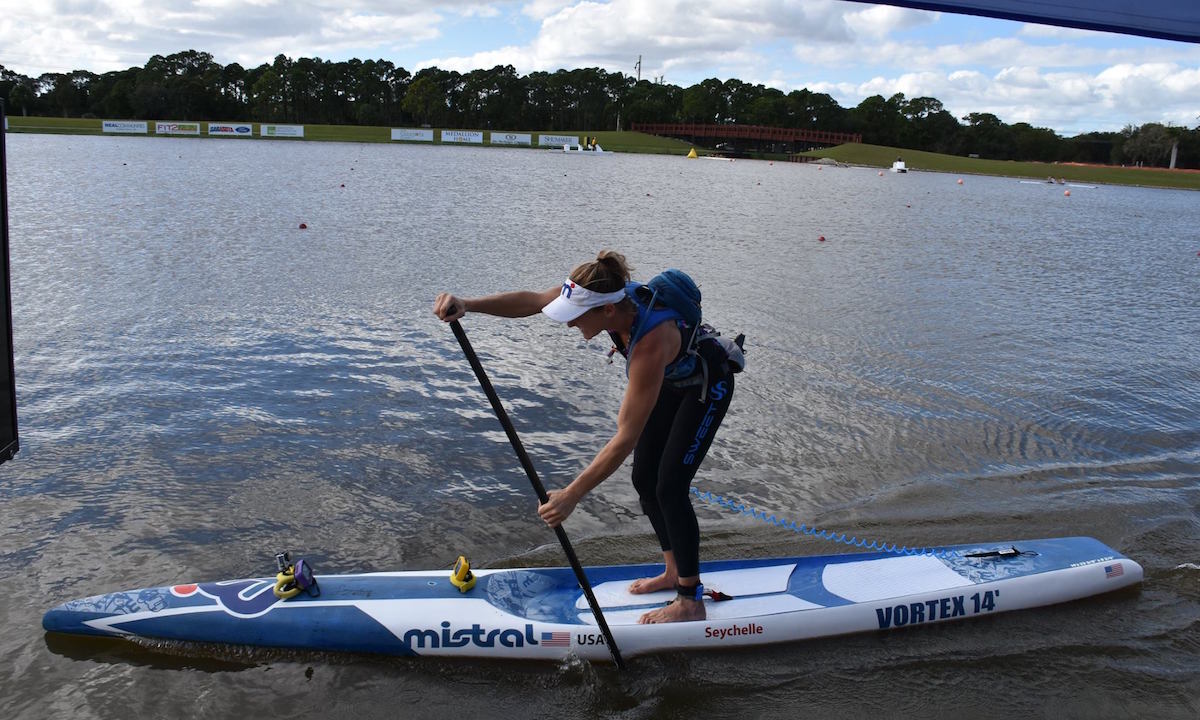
[537,320,681,526]
[433,287,560,321]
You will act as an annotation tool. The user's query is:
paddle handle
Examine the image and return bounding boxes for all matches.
[448,320,626,669]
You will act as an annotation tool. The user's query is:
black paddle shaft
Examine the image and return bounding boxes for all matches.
[448,320,626,669]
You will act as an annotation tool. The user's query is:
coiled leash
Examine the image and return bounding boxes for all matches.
[689,487,960,559]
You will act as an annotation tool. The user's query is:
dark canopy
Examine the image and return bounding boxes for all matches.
[849,1,1200,43]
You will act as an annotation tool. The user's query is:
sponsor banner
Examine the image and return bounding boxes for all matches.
[261,124,304,138]
[208,123,253,137]
[490,132,531,146]
[102,120,148,134]
[391,128,434,142]
[539,134,579,147]
[155,122,201,136]
[441,130,483,144]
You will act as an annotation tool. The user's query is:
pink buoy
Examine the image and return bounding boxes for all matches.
[957,178,964,185]
[1064,190,1071,197]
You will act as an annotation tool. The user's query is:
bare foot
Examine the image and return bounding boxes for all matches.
[638,597,706,624]
[628,572,677,594]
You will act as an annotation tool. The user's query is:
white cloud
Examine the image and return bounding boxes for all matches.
[521,0,572,21]
[427,0,856,82]
[320,9,442,45]
[844,4,937,39]
[0,0,450,73]
[994,65,1048,90]
[803,62,1199,134]
[1017,22,1109,40]
[448,3,501,19]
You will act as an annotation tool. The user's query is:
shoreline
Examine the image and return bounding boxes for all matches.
[5,116,1196,191]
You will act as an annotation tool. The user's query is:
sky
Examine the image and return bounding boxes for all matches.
[1,0,1198,137]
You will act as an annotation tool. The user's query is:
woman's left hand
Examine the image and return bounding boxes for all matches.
[538,488,579,528]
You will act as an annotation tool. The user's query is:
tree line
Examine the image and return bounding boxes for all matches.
[1,49,1195,167]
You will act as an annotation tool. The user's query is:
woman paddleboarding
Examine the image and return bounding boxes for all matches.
[433,251,742,623]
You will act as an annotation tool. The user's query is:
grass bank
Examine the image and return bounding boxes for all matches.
[806,142,1200,191]
[6,117,1194,190]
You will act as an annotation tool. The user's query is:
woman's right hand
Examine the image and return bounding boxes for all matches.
[432,292,467,322]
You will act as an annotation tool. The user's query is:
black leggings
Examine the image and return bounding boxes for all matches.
[631,369,734,579]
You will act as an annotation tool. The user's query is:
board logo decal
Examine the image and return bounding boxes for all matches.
[705,622,764,640]
[403,622,539,650]
[876,590,1000,629]
[171,579,281,618]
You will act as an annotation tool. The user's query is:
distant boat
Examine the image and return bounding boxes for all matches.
[1019,180,1097,189]
[558,143,609,154]
[890,160,908,173]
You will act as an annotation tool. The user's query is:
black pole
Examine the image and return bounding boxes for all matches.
[449,320,625,669]
[0,100,18,464]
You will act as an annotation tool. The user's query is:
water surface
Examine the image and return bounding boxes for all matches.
[1,135,1197,719]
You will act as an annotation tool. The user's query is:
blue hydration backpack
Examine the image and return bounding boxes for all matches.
[634,269,745,401]
[640,269,702,330]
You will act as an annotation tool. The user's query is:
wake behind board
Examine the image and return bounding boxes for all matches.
[42,536,1140,662]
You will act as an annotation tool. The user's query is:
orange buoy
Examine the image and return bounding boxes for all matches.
[1064,190,1071,197]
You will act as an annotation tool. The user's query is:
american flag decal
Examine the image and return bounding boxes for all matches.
[1105,563,1124,579]
[541,631,570,647]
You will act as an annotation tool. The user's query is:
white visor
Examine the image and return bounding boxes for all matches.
[541,279,627,322]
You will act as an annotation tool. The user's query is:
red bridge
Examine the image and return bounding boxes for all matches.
[632,122,860,151]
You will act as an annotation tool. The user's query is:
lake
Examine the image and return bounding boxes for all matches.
[1,134,1198,719]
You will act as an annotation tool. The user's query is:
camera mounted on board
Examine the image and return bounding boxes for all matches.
[273,551,320,599]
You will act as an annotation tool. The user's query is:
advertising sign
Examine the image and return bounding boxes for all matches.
[538,134,579,147]
[102,121,148,134]
[155,122,201,136]
[208,123,253,137]
[261,124,304,138]
[441,130,483,144]
[490,132,532,146]
[391,128,434,142]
